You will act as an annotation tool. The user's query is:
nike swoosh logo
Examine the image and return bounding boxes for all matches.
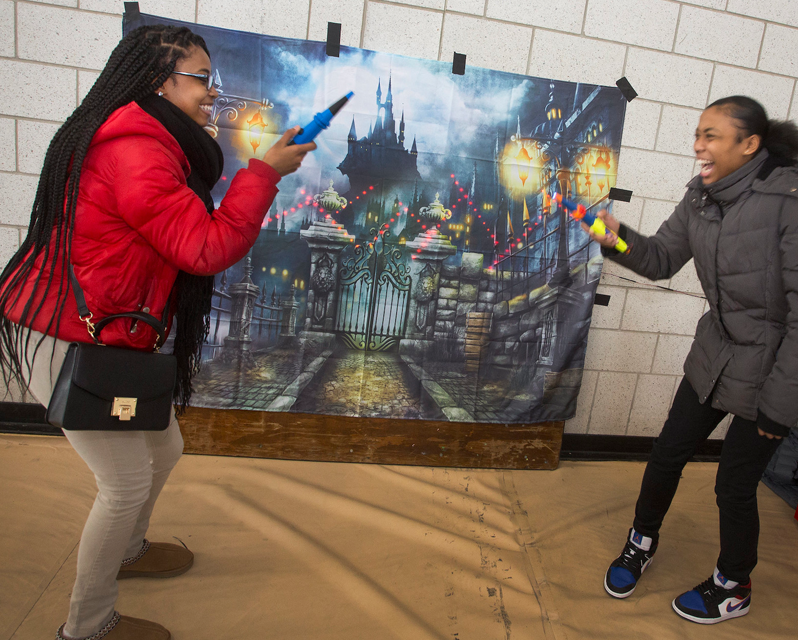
[726,596,750,613]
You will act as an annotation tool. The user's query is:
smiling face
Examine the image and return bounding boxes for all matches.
[157,45,218,127]
[694,106,761,185]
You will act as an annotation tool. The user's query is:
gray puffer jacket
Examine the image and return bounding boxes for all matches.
[608,150,798,435]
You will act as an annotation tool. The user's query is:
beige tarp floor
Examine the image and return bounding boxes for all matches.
[1,435,796,640]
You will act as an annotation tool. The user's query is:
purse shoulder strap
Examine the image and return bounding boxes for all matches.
[69,265,170,349]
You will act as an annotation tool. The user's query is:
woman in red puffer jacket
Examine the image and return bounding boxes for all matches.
[0,25,314,640]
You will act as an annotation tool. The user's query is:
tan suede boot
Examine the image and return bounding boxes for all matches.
[117,539,194,579]
[57,612,170,640]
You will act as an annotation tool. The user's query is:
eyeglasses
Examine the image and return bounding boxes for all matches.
[171,70,219,91]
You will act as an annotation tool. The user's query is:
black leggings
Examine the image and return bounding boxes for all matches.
[633,378,782,583]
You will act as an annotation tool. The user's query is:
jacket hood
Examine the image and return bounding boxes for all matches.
[90,102,190,176]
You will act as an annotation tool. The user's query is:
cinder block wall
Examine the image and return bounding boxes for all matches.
[2,0,797,438]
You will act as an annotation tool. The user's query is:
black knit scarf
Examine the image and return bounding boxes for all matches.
[136,93,224,413]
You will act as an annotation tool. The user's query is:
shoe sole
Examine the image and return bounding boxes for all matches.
[671,599,750,624]
[117,557,193,580]
[604,556,653,599]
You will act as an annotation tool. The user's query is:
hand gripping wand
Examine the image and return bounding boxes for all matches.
[553,193,629,254]
[288,91,355,145]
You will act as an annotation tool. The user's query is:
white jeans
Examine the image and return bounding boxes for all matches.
[24,330,184,638]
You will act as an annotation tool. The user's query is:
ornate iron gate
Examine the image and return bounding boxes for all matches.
[335,226,411,351]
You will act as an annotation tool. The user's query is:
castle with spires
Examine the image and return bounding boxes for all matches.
[337,76,422,231]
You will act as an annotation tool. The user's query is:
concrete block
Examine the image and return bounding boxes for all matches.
[615,148,695,202]
[564,369,598,434]
[608,196,644,232]
[621,99,661,151]
[79,71,101,106]
[652,334,694,375]
[528,29,626,86]
[675,6,764,69]
[0,173,38,227]
[363,3,442,60]
[0,1,13,58]
[656,106,701,157]
[198,0,261,34]
[584,0,678,52]
[18,3,121,70]
[82,0,196,20]
[587,371,636,434]
[584,328,657,373]
[0,226,19,270]
[446,0,486,15]
[668,258,705,296]
[600,257,664,291]
[198,0,311,39]
[626,374,676,436]
[0,60,75,122]
[0,118,14,172]
[25,0,75,6]
[438,287,458,300]
[622,289,705,335]
[18,121,61,175]
[308,0,365,48]
[759,24,798,78]
[638,199,678,237]
[709,65,795,120]
[625,48,713,109]
[388,0,445,9]
[590,285,626,330]
[726,0,798,29]
[487,0,587,35]
[440,13,532,75]
[679,0,725,8]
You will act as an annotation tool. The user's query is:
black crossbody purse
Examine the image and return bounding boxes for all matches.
[46,268,177,431]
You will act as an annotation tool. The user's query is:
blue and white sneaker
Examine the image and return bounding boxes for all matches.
[672,568,751,624]
[604,528,657,598]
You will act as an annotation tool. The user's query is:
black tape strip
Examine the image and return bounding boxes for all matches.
[616,77,638,102]
[452,52,466,76]
[608,187,633,202]
[594,293,611,307]
[124,2,140,18]
[326,22,341,57]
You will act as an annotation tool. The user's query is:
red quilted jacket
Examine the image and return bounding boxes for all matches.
[4,102,280,350]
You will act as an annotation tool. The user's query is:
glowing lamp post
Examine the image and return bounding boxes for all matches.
[247,108,268,154]
[593,150,611,193]
[516,146,531,186]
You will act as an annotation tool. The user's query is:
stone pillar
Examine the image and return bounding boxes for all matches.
[399,229,457,362]
[222,257,259,363]
[280,285,299,337]
[300,219,354,332]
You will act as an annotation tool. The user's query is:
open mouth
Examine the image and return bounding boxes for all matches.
[199,104,213,116]
[698,159,714,178]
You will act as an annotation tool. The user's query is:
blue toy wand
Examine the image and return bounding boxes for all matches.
[288,91,355,145]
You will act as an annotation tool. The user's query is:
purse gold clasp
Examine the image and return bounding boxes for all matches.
[111,397,137,421]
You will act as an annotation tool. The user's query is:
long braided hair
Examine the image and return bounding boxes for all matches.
[0,25,216,413]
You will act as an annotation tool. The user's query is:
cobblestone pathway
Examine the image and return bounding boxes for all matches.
[398,359,517,422]
[191,340,327,411]
[291,346,425,419]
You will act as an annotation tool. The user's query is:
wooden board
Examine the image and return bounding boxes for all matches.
[178,407,564,469]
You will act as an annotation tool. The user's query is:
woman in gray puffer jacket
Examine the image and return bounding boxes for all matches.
[596,96,798,625]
